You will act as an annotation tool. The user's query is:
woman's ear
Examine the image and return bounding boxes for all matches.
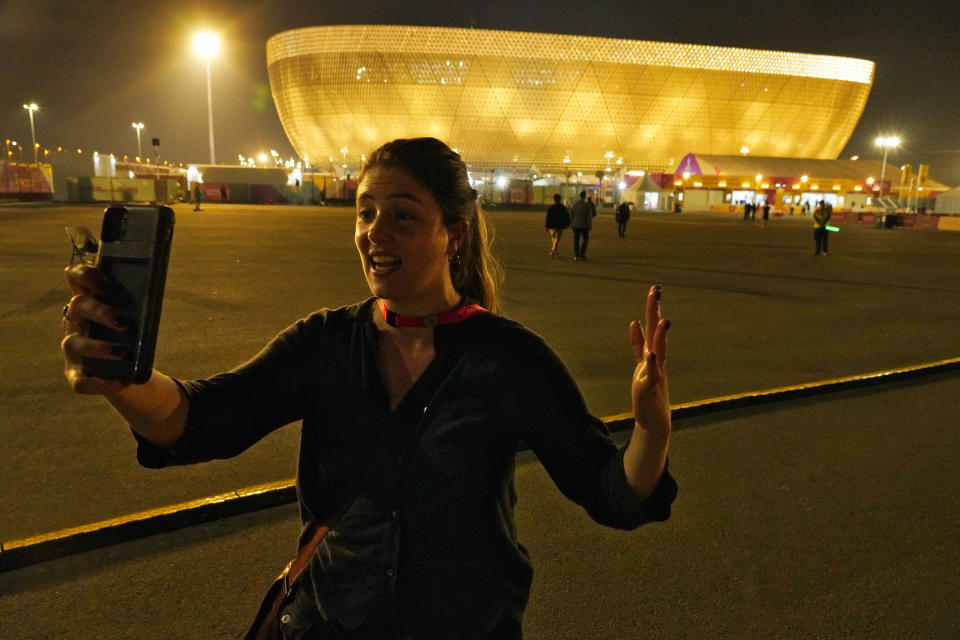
[448,219,468,255]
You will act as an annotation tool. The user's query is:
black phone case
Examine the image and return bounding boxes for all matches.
[82,205,174,383]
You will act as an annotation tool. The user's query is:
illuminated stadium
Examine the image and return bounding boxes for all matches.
[266,25,874,176]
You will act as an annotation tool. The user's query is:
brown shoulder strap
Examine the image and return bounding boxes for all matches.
[286,502,351,587]
[286,522,329,585]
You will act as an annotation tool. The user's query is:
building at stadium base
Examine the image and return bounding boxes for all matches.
[266,24,898,204]
[623,154,949,214]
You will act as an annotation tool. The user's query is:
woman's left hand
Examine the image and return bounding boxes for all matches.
[630,284,671,436]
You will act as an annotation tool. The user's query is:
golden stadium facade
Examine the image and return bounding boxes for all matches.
[266,25,874,175]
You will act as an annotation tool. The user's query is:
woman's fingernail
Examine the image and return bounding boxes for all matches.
[109,345,128,357]
[655,285,662,300]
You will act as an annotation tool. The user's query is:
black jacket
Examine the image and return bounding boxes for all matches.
[545,203,570,229]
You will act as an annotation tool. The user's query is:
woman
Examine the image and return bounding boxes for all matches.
[544,193,570,258]
[61,137,676,639]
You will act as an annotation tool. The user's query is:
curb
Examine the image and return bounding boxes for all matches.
[3,356,958,573]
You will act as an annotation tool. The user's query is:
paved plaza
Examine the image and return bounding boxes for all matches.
[1,202,958,638]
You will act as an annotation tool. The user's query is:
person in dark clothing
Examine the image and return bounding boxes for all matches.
[544,193,571,258]
[60,137,676,639]
[615,201,631,239]
[570,190,596,260]
[761,203,770,228]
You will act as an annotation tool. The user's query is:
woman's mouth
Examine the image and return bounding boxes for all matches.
[370,255,402,275]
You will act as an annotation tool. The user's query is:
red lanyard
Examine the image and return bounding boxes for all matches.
[381,302,488,328]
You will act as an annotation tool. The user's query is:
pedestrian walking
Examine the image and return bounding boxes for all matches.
[59,137,677,639]
[615,200,631,239]
[192,184,202,211]
[544,193,570,258]
[813,200,831,255]
[761,203,770,229]
[570,190,596,260]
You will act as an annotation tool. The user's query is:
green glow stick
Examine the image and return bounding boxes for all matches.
[826,225,839,232]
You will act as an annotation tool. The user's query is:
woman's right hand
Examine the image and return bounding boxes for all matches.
[61,264,131,395]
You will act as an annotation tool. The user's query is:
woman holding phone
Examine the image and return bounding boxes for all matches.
[61,137,676,639]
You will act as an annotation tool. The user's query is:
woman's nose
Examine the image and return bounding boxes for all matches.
[366,212,388,243]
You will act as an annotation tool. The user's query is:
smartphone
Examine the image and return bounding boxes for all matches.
[82,205,175,383]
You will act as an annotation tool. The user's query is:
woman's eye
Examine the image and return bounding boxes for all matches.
[358,209,375,222]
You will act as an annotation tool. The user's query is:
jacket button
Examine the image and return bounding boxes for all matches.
[280,614,291,624]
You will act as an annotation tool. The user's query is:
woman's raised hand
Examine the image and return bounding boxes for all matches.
[629,284,671,435]
[61,264,129,394]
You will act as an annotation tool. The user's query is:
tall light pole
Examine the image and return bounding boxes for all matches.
[193,32,220,165]
[22,103,38,164]
[131,122,144,159]
[875,136,900,198]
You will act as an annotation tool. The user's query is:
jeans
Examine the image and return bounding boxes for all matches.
[573,228,589,258]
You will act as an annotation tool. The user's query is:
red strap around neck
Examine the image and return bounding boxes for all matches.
[381,301,488,328]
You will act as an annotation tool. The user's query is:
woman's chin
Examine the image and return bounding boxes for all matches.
[366,280,401,301]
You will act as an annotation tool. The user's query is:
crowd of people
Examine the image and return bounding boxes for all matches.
[545,194,836,258]
[544,191,635,259]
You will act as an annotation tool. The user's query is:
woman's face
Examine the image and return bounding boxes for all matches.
[355,166,462,314]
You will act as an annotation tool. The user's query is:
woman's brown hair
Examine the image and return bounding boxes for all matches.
[359,137,502,312]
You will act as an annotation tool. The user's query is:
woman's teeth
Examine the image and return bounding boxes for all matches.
[372,256,402,272]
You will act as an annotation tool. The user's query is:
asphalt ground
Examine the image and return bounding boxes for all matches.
[1,371,957,639]
[1,203,959,637]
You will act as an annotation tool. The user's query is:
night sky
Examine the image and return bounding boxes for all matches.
[2,0,958,183]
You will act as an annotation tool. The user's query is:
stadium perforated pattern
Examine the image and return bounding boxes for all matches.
[267,26,873,174]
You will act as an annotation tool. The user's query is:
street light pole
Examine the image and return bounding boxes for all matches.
[204,57,215,164]
[132,122,144,159]
[22,103,38,164]
[193,32,220,165]
[875,136,900,199]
